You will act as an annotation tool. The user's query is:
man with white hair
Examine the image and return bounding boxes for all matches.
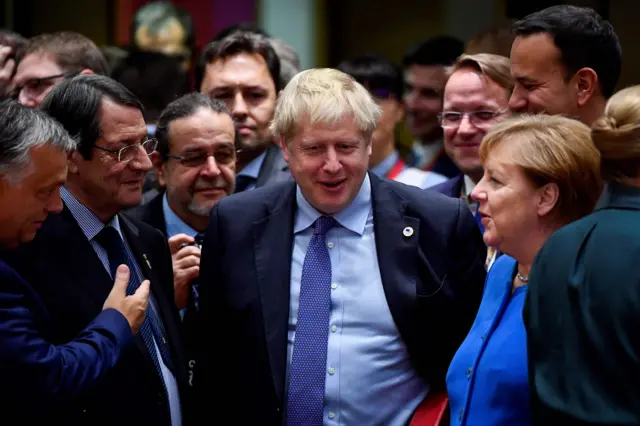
[198,68,487,425]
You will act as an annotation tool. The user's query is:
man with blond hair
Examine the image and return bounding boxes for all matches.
[198,68,487,425]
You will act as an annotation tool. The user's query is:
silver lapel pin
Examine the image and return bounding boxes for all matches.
[143,254,152,270]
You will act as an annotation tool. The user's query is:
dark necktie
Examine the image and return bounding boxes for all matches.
[234,175,255,193]
[286,216,336,426]
[95,226,174,375]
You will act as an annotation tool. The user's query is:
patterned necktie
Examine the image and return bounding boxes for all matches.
[286,216,336,426]
[95,226,174,375]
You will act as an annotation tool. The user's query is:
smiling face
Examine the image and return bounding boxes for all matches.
[443,68,510,181]
[67,98,151,221]
[281,115,370,215]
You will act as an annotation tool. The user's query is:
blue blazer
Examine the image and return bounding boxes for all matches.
[446,255,531,426]
[428,175,464,198]
[0,258,132,422]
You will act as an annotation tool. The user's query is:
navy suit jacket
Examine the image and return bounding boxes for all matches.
[198,172,487,425]
[3,207,190,426]
[428,175,464,198]
[0,258,132,423]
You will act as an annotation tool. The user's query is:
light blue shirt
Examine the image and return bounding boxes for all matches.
[162,193,197,238]
[236,150,267,191]
[286,174,429,425]
[370,150,401,178]
[61,187,182,426]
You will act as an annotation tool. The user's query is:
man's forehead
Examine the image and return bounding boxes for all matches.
[203,54,274,89]
[15,53,63,81]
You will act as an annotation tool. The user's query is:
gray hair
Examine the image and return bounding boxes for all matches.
[0,100,76,183]
[269,38,302,88]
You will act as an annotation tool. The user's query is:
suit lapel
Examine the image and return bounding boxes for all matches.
[256,145,289,188]
[370,175,420,351]
[252,181,297,403]
[119,215,180,365]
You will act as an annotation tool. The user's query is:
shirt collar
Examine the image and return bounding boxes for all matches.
[237,150,267,179]
[162,192,198,237]
[294,173,372,236]
[370,150,399,178]
[61,186,122,241]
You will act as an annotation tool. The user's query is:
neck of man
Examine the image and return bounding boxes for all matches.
[236,143,268,172]
[369,140,395,169]
[579,97,607,126]
[64,179,119,224]
[418,126,443,145]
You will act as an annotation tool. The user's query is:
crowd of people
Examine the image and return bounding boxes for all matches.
[0,3,639,426]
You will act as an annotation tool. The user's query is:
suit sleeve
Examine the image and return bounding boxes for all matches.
[0,279,132,401]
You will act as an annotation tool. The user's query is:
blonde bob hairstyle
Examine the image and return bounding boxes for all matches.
[591,85,640,182]
[480,114,603,223]
[269,68,381,143]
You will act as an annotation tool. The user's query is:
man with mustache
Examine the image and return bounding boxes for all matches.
[199,32,291,193]
[126,93,237,414]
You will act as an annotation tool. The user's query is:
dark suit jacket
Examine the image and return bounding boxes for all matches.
[256,144,292,188]
[3,206,190,426]
[127,192,166,235]
[198,173,487,425]
[428,175,464,198]
[524,183,640,426]
[0,259,132,424]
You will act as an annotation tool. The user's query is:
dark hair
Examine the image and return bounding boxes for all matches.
[211,22,269,42]
[403,35,464,68]
[337,54,403,100]
[155,93,237,159]
[197,32,281,92]
[512,5,621,98]
[111,50,188,123]
[40,74,143,160]
[20,31,109,76]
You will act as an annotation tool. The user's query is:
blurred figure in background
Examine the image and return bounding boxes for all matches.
[509,5,621,126]
[430,53,512,251]
[200,33,291,193]
[403,35,463,177]
[447,114,602,426]
[270,38,302,88]
[525,85,640,426]
[338,54,446,188]
[13,31,108,108]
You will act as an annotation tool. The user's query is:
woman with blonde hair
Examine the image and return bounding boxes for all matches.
[446,114,603,425]
[525,85,640,425]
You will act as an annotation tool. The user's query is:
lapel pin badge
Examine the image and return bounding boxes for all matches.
[143,254,152,270]
[403,226,414,237]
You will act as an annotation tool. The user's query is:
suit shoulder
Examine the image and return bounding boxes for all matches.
[216,180,295,218]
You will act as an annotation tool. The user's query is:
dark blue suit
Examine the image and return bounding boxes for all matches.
[198,173,487,425]
[0,258,132,423]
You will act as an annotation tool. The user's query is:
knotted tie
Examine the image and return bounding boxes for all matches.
[286,216,336,426]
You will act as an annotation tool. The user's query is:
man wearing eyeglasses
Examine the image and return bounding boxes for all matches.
[429,53,513,269]
[12,31,108,108]
[3,75,190,426]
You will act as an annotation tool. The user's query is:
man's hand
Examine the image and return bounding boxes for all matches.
[0,45,16,99]
[168,234,201,310]
[103,265,150,334]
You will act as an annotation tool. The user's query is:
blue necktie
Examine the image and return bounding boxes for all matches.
[95,226,174,376]
[286,216,336,426]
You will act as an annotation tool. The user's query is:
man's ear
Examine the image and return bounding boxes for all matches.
[68,150,81,174]
[574,67,598,107]
[78,68,94,76]
[279,136,290,163]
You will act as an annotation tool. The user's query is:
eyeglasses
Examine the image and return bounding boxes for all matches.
[166,149,236,168]
[93,138,158,162]
[439,110,507,129]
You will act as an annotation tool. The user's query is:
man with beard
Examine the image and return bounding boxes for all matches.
[126,93,236,413]
[199,32,291,193]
